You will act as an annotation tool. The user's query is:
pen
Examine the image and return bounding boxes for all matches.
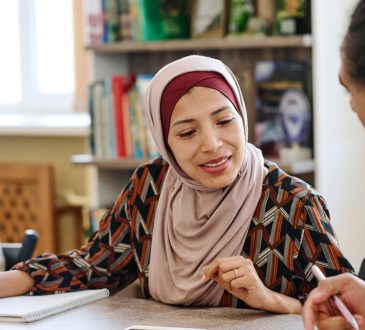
[311,265,360,330]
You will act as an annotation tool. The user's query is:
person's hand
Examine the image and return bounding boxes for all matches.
[201,256,301,314]
[0,270,34,297]
[302,273,365,330]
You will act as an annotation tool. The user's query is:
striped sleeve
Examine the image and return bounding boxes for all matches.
[13,173,139,295]
[295,194,354,302]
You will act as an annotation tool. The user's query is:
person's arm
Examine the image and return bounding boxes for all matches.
[302,273,365,330]
[296,194,354,302]
[4,168,143,297]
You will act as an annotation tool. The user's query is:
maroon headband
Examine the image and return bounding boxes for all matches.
[160,71,240,144]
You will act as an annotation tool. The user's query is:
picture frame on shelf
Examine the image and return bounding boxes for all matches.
[191,0,227,38]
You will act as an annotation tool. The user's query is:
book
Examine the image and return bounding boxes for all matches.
[128,86,145,159]
[135,74,159,158]
[83,0,104,44]
[89,81,106,158]
[0,289,109,323]
[112,75,127,158]
[103,0,121,43]
[103,78,116,158]
[129,0,189,41]
[119,0,132,40]
[192,0,226,38]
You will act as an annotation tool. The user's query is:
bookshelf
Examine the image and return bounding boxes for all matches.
[71,154,146,169]
[74,34,314,206]
[86,35,312,53]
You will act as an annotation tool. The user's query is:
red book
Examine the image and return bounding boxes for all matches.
[111,75,126,158]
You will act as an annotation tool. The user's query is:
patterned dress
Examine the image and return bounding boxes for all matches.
[15,158,354,307]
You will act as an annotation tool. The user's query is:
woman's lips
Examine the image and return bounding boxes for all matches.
[200,156,231,174]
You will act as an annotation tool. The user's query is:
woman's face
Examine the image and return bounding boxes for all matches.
[167,86,245,189]
[340,53,365,127]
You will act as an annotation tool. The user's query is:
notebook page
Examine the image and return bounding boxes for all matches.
[0,289,109,322]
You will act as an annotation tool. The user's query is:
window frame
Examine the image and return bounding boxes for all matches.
[0,0,75,114]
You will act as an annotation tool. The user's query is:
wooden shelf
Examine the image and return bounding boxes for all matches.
[72,154,314,175]
[71,154,148,170]
[86,35,312,53]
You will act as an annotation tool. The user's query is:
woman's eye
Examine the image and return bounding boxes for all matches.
[178,130,195,138]
[218,118,235,126]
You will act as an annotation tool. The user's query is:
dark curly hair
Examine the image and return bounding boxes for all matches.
[342,0,365,85]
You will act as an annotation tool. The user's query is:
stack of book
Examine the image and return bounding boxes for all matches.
[83,0,190,43]
[88,74,159,160]
[83,0,311,44]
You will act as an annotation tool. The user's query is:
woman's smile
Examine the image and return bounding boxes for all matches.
[199,156,232,174]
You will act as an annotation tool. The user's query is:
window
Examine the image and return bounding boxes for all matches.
[0,0,75,113]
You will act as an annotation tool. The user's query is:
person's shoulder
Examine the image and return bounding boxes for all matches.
[133,156,169,179]
[263,160,321,204]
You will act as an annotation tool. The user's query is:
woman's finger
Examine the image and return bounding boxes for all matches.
[202,256,247,281]
[201,260,219,281]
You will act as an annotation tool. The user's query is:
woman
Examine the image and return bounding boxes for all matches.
[303,0,365,329]
[0,55,353,314]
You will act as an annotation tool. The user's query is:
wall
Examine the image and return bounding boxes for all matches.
[313,0,365,271]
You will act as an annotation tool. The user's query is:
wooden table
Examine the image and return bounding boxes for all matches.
[0,293,304,330]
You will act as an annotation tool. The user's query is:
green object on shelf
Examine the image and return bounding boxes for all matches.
[274,0,309,35]
[228,0,254,34]
[136,0,190,41]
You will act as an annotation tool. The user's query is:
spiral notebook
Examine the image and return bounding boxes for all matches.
[0,289,109,323]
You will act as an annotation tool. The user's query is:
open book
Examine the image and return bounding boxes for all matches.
[0,288,109,323]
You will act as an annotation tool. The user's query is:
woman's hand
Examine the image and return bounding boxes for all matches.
[0,270,34,297]
[202,256,301,314]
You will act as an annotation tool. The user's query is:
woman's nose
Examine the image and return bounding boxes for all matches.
[200,128,223,153]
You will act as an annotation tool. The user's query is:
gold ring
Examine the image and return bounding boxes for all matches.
[234,268,239,279]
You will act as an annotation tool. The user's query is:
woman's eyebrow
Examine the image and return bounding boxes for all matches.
[171,118,195,127]
[211,106,234,116]
[171,106,234,128]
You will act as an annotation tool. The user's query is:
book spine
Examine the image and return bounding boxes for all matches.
[103,0,121,42]
[104,79,116,158]
[128,0,141,41]
[91,81,105,158]
[135,74,159,158]
[128,86,144,158]
[112,75,127,158]
[119,0,132,40]
[83,0,104,44]
[87,83,96,156]
[123,89,133,157]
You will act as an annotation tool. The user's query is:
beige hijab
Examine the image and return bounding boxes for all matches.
[146,55,265,306]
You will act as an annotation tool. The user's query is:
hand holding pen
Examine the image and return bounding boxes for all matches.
[302,266,365,330]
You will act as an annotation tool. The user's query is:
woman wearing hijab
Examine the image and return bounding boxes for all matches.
[0,55,353,314]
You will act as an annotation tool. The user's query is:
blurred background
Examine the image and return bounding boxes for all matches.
[0,0,364,272]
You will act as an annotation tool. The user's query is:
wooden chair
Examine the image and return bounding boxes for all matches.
[0,164,56,256]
